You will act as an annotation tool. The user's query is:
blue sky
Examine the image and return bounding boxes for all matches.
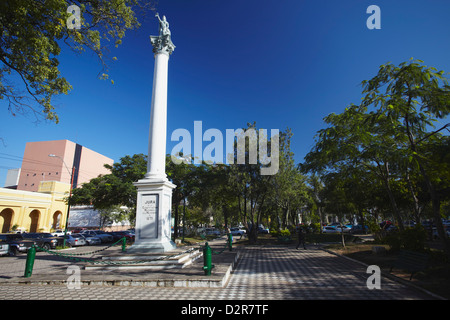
[1,0,450,186]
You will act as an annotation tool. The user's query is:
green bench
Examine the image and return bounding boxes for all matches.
[389,250,429,280]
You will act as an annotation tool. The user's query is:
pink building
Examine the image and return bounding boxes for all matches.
[17,140,114,192]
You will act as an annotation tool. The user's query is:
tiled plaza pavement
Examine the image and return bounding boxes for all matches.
[0,243,439,301]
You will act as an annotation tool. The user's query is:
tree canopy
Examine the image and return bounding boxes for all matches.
[301,59,450,253]
[0,0,151,123]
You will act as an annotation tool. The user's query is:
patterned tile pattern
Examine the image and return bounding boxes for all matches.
[0,246,434,300]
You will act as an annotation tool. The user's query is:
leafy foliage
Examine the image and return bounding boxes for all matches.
[0,0,151,122]
[301,59,450,252]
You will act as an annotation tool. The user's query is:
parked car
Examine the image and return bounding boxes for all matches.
[22,233,61,250]
[335,225,351,233]
[77,233,101,245]
[322,226,339,233]
[108,231,135,243]
[349,225,369,234]
[258,226,270,234]
[385,225,398,232]
[80,230,113,243]
[71,228,87,234]
[380,221,393,229]
[64,234,87,247]
[51,229,71,237]
[0,243,9,256]
[204,228,221,236]
[432,226,450,240]
[0,233,35,256]
[404,221,416,228]
[328,222,341,228]
[230,228,245,237]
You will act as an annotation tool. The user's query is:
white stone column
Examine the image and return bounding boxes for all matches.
[128,15,176,253]
[146,51,169,181]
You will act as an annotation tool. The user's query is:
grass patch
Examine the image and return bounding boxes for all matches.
[175,235,220,246]
[54,245,72,250]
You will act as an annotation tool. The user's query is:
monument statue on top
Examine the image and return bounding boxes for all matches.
[150,13,175,56]
[156,13,171,37]
[127,13,176,253]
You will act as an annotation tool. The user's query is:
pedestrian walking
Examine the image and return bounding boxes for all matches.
[296,227,306,250]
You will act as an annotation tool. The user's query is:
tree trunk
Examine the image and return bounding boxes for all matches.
[222,204,229,230]
[358,209,366,234]
[405,170,422,222]
[378,161,404,230]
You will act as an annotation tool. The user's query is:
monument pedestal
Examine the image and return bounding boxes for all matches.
[127,179,176,253]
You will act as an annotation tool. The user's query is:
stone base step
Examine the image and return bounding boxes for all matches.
[84,248,202,271]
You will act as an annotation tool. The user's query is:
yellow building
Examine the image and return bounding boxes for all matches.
[0,181,70,233]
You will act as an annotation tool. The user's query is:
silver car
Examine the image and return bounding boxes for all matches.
[77,233,101,245]
[0,243,9,256]
[64,234,86,247]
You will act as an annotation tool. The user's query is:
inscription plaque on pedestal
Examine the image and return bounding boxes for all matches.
[140,194,159,239]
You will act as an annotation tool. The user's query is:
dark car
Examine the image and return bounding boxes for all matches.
[349,225,369,234]
[22,233,62,250]
[0,233,35,256]
[80,230,113,243]
[108,231,135,243]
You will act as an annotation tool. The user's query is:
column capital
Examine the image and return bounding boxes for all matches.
[150,35,175,56]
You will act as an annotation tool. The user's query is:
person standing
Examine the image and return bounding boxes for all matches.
[296,227,306,250]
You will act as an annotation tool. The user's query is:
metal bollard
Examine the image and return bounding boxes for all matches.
[121,237,126,252]
[24,246,36,278]
[227,233,233,251]
[202,242,215,276]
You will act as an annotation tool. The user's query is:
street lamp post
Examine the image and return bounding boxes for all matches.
[48,154,75,248]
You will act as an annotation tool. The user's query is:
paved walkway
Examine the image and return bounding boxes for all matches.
[0,240,439,300]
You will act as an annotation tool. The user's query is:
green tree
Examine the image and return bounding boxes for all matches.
[188,163,239,230]
[0,0,151,123]
[70,153,147,223]
[301,103,408,229]
[361,59,450,253]
[226,123,278,243]
[268,129,309,229]
[166,154,199,239]
[305,174,325,229]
